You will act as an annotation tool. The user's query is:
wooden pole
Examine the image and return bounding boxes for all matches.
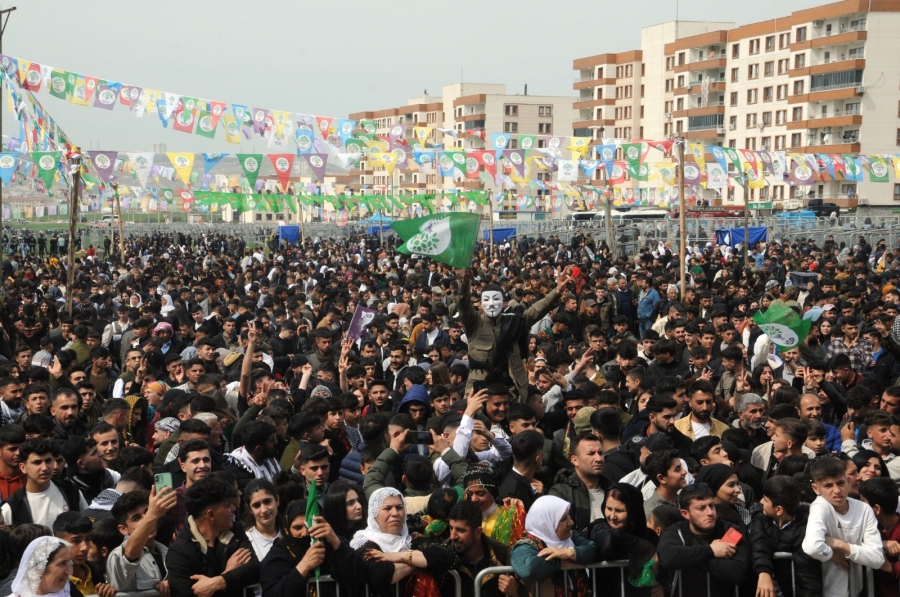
[601,166,613,254]
[112,183,125,260]
[487,190,494,259]
[677,137,687,300]
[744,179,751,269]
[0,8,16,246]
[298,196,305,246]
[66,153,82,316]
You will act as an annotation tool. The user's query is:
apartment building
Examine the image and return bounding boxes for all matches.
[572,0,900,207]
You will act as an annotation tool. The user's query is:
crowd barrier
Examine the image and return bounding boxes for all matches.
[471,553,878,597]
[97,570,463,597]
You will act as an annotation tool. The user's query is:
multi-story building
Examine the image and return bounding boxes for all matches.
[572,0,900,207]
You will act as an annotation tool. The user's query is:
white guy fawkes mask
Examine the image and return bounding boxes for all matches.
[482,291,504,318]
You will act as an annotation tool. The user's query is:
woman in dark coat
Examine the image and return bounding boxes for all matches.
[260,499,365,597]
[590,483,660,597]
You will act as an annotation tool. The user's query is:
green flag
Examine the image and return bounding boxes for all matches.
[32,151,61,188]
[305,481,321,582]
[867,156,891,182]
[195,111,218,139]
[392,213,480,269]
[751,300,811,351]
[49,70,68,99]
[236,154,263,190]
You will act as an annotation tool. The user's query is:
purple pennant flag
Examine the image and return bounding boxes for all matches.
[92,84,118,111]
[251,108,269,136]
[388,123,407,140]
[757,151,775,177]
[502,149,526,176]
[127,86,143,112]
[683,161,702,185]
[347,306,378,341]
[88,151,118,182]
[303,153,328,182]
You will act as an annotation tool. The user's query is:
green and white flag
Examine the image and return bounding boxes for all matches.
[752,300,811,350]
[392,213,480,269]
[236,154,262,190]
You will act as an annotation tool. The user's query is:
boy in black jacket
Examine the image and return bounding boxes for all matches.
[750,476,822,597]
[657,483,750,597]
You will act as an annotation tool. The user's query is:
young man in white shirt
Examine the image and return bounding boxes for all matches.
[1,437,87,526]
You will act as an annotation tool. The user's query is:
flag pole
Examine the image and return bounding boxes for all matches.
[298,196,305,246]
[111,183,125,260]
[66,151,82,316]
[677,137,687,300]
[487,190,494,259]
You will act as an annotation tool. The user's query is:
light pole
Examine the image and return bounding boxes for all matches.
[66,151,82,316]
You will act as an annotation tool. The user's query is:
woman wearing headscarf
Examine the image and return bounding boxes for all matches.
[697,463,752,530]
[510,495,599,597]
[462,462,526,546]
[589,483,660,597]
[259,499,365,597]
[8,536,76,597]
[351,487,458,597]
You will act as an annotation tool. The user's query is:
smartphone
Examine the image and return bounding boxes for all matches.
[154,473,173,494]
[471,380,488,393]
[722,527,743,545]
[406,430,434,445]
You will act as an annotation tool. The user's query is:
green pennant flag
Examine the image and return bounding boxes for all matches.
[517,135,537,152]
[236,154,263,190]
[751,300,811,351]
[32,151,61,188]
[194,191,209,206]
[305,481,322,582]
[392,213,480,268]
[49,70,68,99]
[286,195,298,214]
[622,143,644,176]
[721,147,743,186]
[195,111,217,139]
[867,155,891,182]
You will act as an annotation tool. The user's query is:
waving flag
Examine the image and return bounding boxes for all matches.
[752,300,811,351]
[392,213,480,268]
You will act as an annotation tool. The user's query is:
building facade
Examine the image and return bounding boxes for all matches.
[572,0,900,207]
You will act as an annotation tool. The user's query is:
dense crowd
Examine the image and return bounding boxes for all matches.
[0,227,898,597]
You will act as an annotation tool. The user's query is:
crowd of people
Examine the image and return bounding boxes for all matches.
[0,226,898,597]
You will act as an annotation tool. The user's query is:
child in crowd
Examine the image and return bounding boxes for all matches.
[858,477,900,597]
[750,476,821,597]
[802,457,884,597]
[805,420,829,456]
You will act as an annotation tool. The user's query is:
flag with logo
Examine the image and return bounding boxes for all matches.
[237,154,263,189]
[0,153,17,186]
[392,213,480,269]
[269,154,295,190]
[867,155,890,182]
[303,153,328,182]
[167,153,194,186]
[752,300,811,351]
[88,151,117,182]
[32,151,60,187]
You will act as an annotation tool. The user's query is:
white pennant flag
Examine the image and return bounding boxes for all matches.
[126,152,154,188]
[163,93,181,119]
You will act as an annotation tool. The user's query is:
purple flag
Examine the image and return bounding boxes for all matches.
[758,151,775,177]
[502,149,526,177]
[126,86,143,112]
[251,108,270,136]
[88,151,118,182]
[388,123,407,140]
[347,306,378,341]
[93,84,118,110]
[303,153,328,182]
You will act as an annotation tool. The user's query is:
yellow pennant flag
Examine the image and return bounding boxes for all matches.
[6,84,13,114]
[272,111,291,136]
[414,127,432,145]
[381,152,397,176]
[567,137,591,160]
[70,76,89,106]
[366,139,389,153]
[144,89,160,114]
[223,115,241,144]
[688,144,706,171]
[744,162,767,190]
[893,156,900,180]
[16,60,30,86]
[367,151,385,168]
[167,153,195,186]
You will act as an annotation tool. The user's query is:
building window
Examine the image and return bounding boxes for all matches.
[676,99,684,111]
[748,64,759,79]
[641,63,646,76]
[666,57,674,71]
[778,59,789,75]
[625,65,632,77]
[765,36,775,52]
[761,137,772,150]
[729,115,737,129]
[616,66,623,77]
[731,68,739,83]
[779,33,790,49]
[745,137,757,150]
[796,27,807,42]
[747,89,758,104]
[732,43,740,59]
[640,105,644,118]
[538,106,552,116]
[750,39,760,54]
[792,107,803,121]
[746,113,758,128]
[665,79,673,92]
[596,88,603,99]
[895,184,900,201]
[676,120,683,133]
[762,112,772,126]
[794,54,806,69]
[508,139,518,149]
[764,62,774,77]
[539,123,552,134]
[777,85,788,100]
[897,128,900,145]
[537,140,545,148]
[625,85,633,98]
[665,101,673,113]
[504,122,518,133]
[763,87,773,102]
[640,85,644,98]
[597,67,604,78]
[775,135,786,149]
[793,80,805,95]
[730,92,738,107]
[505,105,518,116]
[678,52,685,66]
[791,133,802,147]
[776,110,787,125]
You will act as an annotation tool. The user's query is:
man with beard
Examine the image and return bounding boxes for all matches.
[448,500,521,597]
[61,436,119,504]
[50,388,86,441]
[305,328,337,377]
[674,380,729,440]
[797,393,842,452]
[0,377,24,427]
[549,433,611,535]
[734,393,768,449]
[623,394,693,458]
[460,268,571,402]
[224,420,280,488]
[169,438,213,532]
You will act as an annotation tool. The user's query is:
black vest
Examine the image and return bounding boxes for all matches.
[4,479,82,525]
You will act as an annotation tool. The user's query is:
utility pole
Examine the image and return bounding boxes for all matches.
[67,151,82,316]
[0,7,17,245]
[743,174,750,269]
[111,182,125,260]
[677,137,687,299]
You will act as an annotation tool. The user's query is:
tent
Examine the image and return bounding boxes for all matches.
[715,226,767,248]
[357,215,395,235]
[278,225,301,246]
[483,228,516,243]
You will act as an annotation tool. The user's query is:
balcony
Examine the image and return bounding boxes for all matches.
[673,104,725,119]
[459,113,486,123]
[573,77,616,90]
[674,56,726,74]
[795,141,861,153]
[573,118,615,129]
[684,128,724,140]
[789,85,862,104]
[811,29,867,49]
[573,97,616,109]
[811,20,866,39]
[675,79,726,96]
[786,113,862,130]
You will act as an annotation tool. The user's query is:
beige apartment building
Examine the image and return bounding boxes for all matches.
[572,0,900,207]
[349,83,575,211]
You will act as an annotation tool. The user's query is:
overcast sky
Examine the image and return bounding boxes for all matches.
[2,0,824,153]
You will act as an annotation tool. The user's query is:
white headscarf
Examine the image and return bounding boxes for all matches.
[10,536,71,597]
[160,294,175,315]
[349,487,411,553]
[524,495,575,549]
